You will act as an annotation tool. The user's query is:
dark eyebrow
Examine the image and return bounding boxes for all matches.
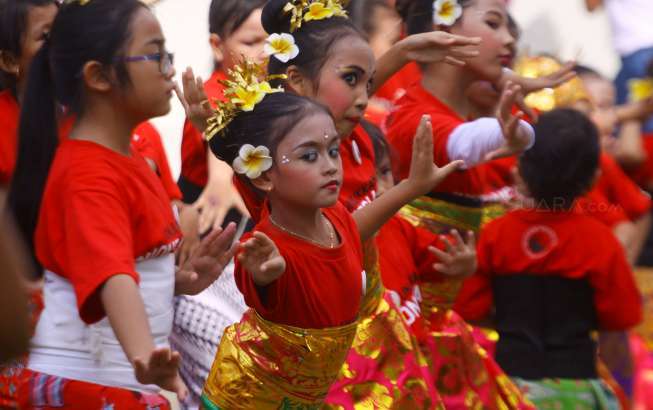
[146,38,165,47]
[485,10,504,20]
[340,65,366,75]
[292,134,340,152]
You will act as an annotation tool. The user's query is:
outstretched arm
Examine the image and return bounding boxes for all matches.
[354,115,463,241]
[101,275,187,400]
[372,32,481,95]
[238,232,287,287]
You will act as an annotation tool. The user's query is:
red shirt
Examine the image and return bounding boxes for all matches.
[235,202,364,328]
[626,133,653,189]
[339,124,377,212]
[375,62,421,103]
[179,70,228,187]
[482,156,517,192]
[131,122,182,201]
[0,90,19,185]
[455,208,642,330]
[35,140,182,324]
[378,215,442,331]
[387,83,488,196]
[595,153,651,220]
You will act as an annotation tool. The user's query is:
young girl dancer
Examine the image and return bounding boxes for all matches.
[7,0,237,407]
[200,59,462,409]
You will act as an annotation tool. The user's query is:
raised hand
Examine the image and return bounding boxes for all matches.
[175,223,239,296]
[174,67,213,134]
[485,82,532,161]
[134,348,188,401]
[238,231,286,287]
[429,230,477,277]
[407,115,465,196]
[400,31,481,66]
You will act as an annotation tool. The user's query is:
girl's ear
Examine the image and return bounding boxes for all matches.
[81,61,112,93]
[0,51,20,76]
[209,33,224,65]
[250,171,274,193]
[286,65,313,97]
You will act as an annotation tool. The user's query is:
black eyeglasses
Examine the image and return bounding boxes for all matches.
[118,51,174,75]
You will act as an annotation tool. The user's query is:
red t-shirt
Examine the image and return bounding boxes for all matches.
[454,208,642,330]
[0,90,19,185]
[339,124,377,212]
[377,215,442,331]
[387,83,487,196]
[482,156,517,192]
[626,133,653,189]
[596,153,651,220]
[35,140,182,324]
[235,202,364,328]
[131,122,182,201]
[375,62,421,103]
[179,70,228,187]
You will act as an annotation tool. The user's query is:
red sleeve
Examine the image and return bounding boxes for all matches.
[598,155,651,220]
[453,227,494,321]
[406,221,446,282]
[578,188,630,227]
[60,179,139,324]
[132,122,182,201]
[589,233,642,330]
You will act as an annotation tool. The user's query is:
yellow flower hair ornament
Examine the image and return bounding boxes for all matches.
[283,0,349,32]
[628,78,653,103]
[205,59,286,141]
[433,0,462,26]
[264,33,300,63]
[233,144,273,179]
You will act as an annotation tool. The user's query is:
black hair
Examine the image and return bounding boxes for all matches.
[210,92,331,195]
[347,0,393,37]
[7,0,146,274]
[0,0,58,93]
[361,119,390,168]
[261,0,365,88]
[209,0,266,38]
[574,64,602,79]
[395,0,474,35]
[519,108,600,210]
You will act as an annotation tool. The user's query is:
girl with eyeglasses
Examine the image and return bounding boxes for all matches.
[5,0,238,407]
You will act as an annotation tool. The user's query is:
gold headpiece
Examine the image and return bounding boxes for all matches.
[205,59,286,141]
[283,0,349,32]
[628,78,653,102]
[514,55,590,112]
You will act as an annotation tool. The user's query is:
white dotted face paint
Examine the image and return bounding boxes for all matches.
[281,155,291,164]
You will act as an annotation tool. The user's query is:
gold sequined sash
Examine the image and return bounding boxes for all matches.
[202,309,357,409]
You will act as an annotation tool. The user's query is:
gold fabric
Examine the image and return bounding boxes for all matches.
[202,309,357,409]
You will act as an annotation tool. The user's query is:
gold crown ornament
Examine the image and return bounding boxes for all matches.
[205,59,286,141]
[283,0,349,32]
[514,55,590,112]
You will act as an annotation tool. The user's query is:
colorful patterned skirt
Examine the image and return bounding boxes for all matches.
[324,292,443,410]
[512,378,620,410]
[9,367,171,409]
[201,309,357,409]
[400,197,534,409]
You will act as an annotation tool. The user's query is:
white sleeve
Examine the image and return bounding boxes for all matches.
[446,118,535,167]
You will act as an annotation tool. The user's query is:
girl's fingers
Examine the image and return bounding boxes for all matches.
[433,263,451,275]
[466,230,476,248]
[436,160,465,179]
[450,229,466,251]
[444,56,466,67]
[429,245,453,264]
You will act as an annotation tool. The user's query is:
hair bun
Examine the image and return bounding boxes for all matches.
[261,0,292,33]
